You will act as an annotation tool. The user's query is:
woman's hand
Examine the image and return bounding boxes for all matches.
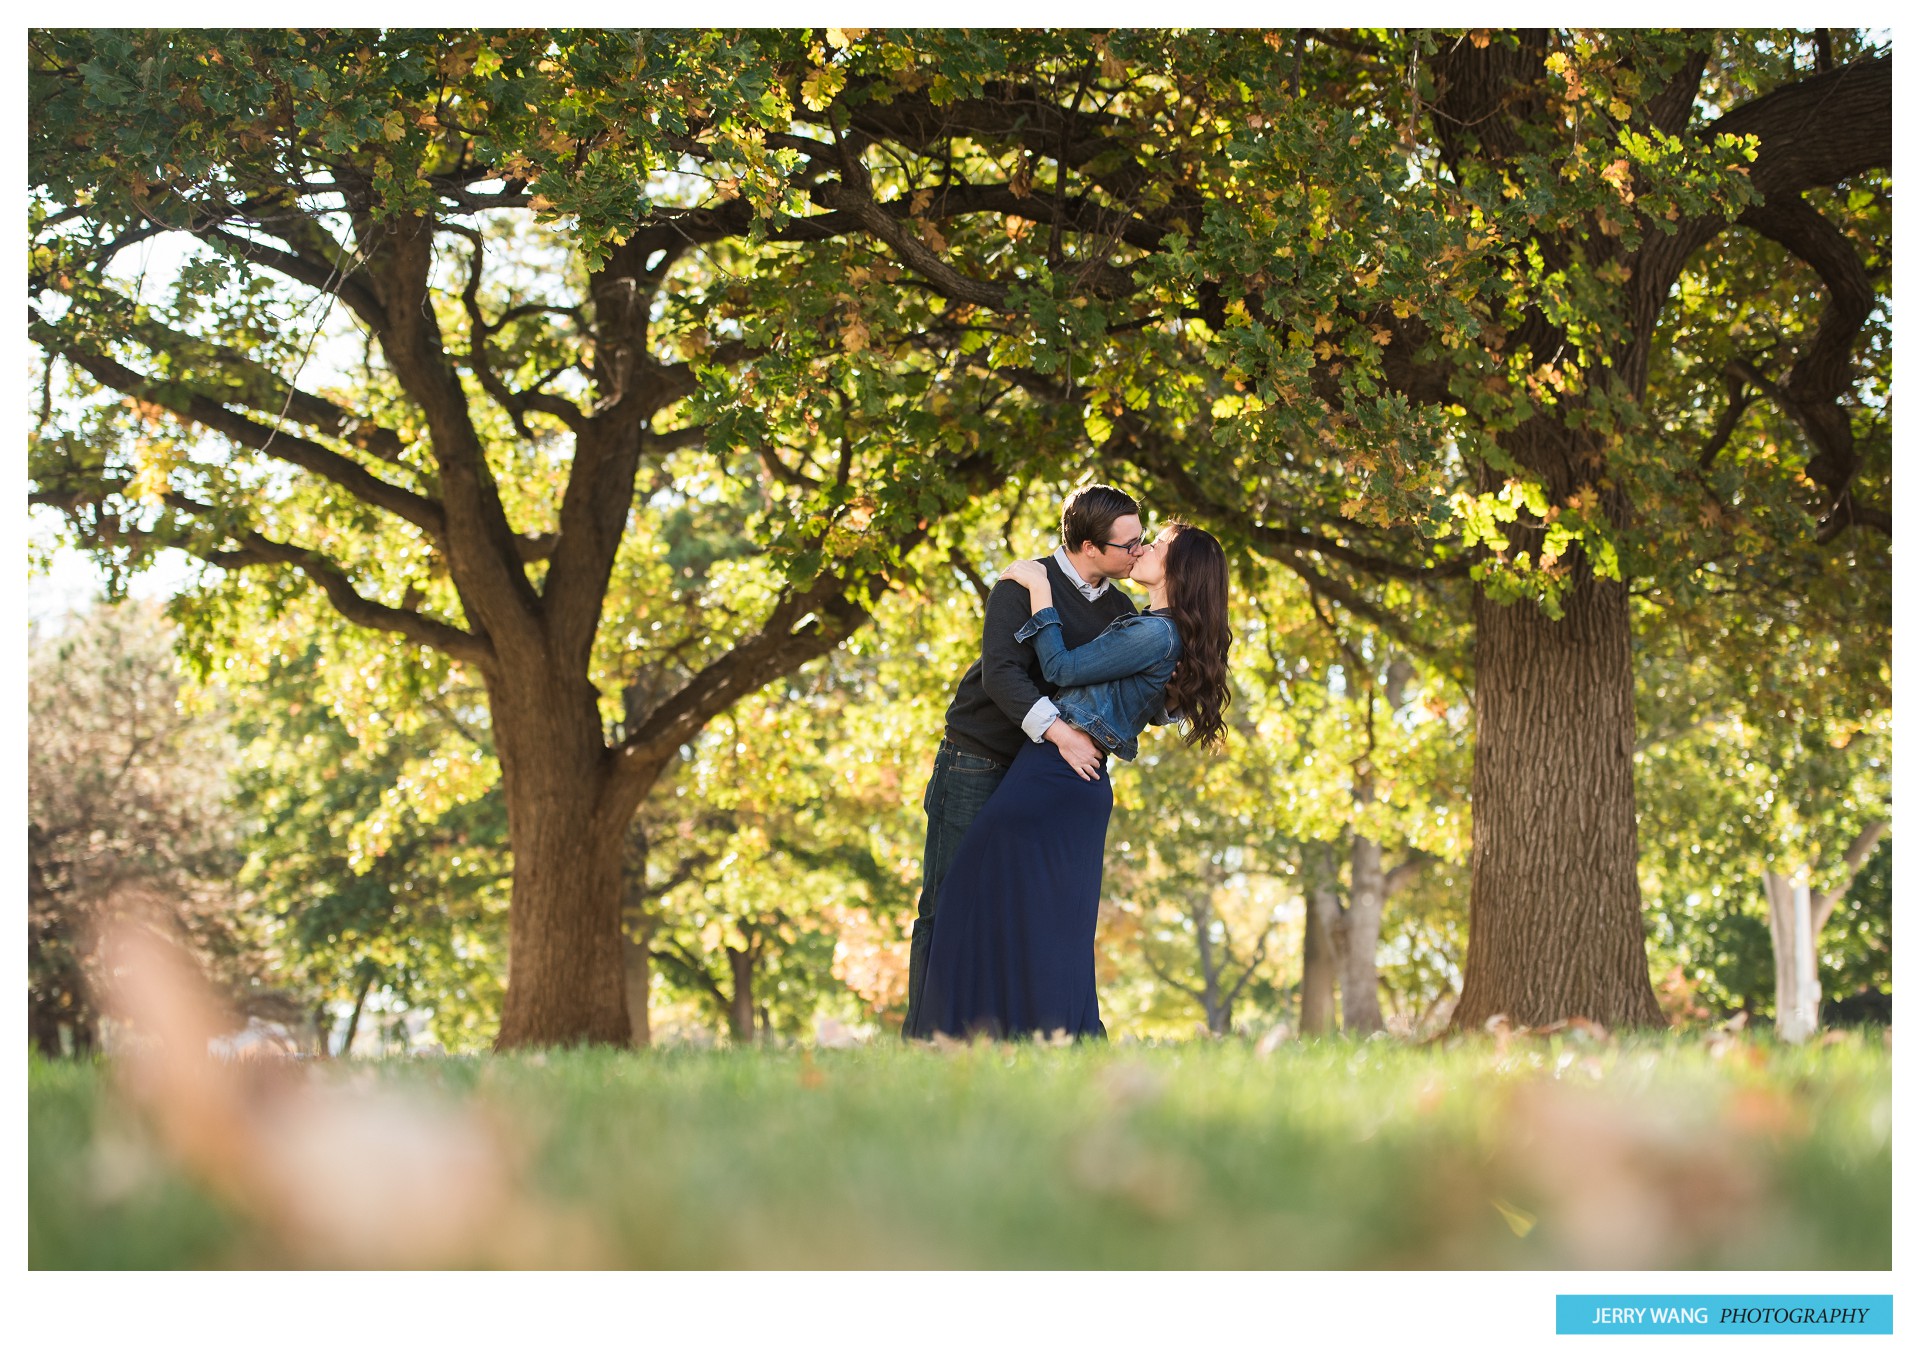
[1000,559,1048,590]
[1000,559,1053,614]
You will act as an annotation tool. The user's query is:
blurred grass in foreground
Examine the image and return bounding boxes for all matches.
[29,1031,1891,1269]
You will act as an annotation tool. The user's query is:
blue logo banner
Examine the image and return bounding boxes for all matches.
[1557,1295,1891,1335]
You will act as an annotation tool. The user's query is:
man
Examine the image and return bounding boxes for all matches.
[903,483,1147,1034]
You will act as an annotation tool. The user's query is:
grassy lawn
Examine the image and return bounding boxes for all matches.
[28,1030,1891,1270]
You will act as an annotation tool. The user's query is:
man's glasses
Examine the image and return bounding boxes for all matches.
[1096,535,1146,555]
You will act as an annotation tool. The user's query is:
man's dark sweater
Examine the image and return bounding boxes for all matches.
[942,554,1137,764]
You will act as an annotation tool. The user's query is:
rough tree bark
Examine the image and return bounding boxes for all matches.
[1453,541,1658,1027]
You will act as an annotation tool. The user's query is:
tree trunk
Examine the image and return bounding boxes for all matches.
[1193,894,1229,1034]
[1764,871,1821,1043]
[30,1002,62,1059]
[492,695,634,1047]
[623,916,655,1050]
[1452,554,1663,1030]
[1300,842,1341,1036]
[1343,833,1387,1033]
[621,829,654,1049]
[725,945,757,1045]
[341,967,375,1058]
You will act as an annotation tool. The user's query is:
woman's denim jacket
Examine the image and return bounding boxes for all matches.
[1013,605,1182,761]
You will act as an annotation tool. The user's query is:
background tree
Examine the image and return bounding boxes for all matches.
[1103,738,1293,1039]
[224,639,512,1053]
[1635,571,1890,1028]
[27,601,279,1055]
[28,29,1031,1046]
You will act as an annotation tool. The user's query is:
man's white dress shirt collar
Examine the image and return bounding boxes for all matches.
[1052,545,1110,601]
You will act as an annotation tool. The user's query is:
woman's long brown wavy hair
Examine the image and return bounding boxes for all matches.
[1159,522,1231,751]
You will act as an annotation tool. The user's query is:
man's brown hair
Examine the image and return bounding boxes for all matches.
[1059,483,1140,553]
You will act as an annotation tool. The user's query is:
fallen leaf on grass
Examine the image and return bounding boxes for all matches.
[93,920,607,1268]
[1068,1125,1198,1222]
[1724,1086,1808,1139]
[1254,1023,1294,1057]
[813,1016,860,1049]
[1496,1078,1763,1267]
[1531,1016,1612,1044]
[1491,1197,1537,1237]
[1095,1061,1166,1108]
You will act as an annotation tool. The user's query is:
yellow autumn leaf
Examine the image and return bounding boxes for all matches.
[1599,158,1635,203]
[800,63,846,112]
[1493,1198,1537,1238]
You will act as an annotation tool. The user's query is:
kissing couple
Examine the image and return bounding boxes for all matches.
[903,484,1231,1042]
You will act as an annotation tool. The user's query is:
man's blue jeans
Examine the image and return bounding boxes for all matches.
[903,739,1010,1035]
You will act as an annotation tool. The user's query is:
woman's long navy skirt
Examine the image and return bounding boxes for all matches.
[907,738,1111,1041]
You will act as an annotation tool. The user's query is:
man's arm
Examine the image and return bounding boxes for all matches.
[978,576,1104,779]
[978,577,1054,735]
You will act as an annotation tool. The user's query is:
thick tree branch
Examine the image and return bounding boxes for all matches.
[453,230,588,437]
[366,210,543,650]
[1736,192,1877,501]
[1698,370,1755,469]
[1114,416,1464,584]
[39,328,447,539]
[202,527,492,666]
[813,179,1016,309]
[31,478,488,665]
[116,313,413,465]
[611,568,877,771]
[1636,54,1891,328]
[1277,550,1434,656]
[655,936,731,1013]
[201,225,387,334]
[1812,820,1888,934]
[1644,45,1711,135]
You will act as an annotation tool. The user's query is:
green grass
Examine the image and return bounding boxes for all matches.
[28,1031,1892,1269]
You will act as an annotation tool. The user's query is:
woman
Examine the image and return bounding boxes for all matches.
[906,522,1231,1041]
